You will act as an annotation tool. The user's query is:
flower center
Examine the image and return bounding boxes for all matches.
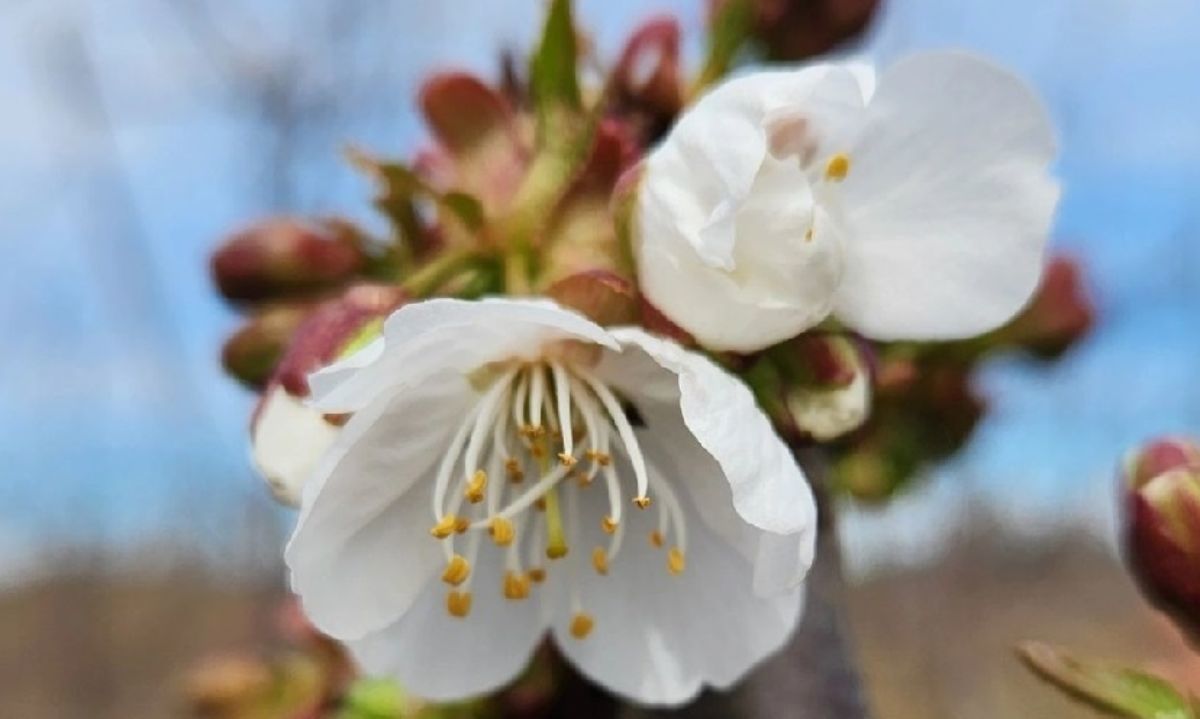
[427,360,688,635]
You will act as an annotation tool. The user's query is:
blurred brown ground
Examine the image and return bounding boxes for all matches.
[1,532,1197,718]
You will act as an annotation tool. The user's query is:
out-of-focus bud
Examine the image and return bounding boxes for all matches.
[1123,437,1200,641]
[181,653,273,716]
[252,284,408,506]
[997,255,1094,358]
[540,120,639,287]
[612,17,683,142]
[778,334,872,442]
[711,0,880,62]
[420,72,530,215]
[220,303,313,389]
[546,270,639,326]
[211,218,367,303]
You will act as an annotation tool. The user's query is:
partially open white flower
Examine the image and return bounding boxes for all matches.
[636,51,1059,352]
[285,298,816,705]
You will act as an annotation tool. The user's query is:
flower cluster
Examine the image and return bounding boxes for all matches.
[207,0,1079,711]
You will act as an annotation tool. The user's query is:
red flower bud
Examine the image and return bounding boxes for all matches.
[1123,437,1200,641]
[709,0,880,62]
[211,218,367,303]
[272,283,410,399]
[221,303,314,389]
[1000,255,1094,358]
[613,17,683,139]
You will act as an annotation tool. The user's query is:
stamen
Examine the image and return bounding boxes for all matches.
[430,515,457,539]
[431,402,483,523]
[446,591,472,618]
[647,465,688,553]
[480,462,571,522]
[824,152,851,182]
[570,613,595,639]
[528,567,547,583]
[454,517,470,534]
[667,547,686,575]
[592,547,609,575]
[572,377,622,526]
[551,362,576,463]
[601,516,618,534]
[441,554,470,586]
[578,369,650,506]
[489,516,516,547]
[526,518,546,583]
[649,530,664,548]
[633,496,652,509]
[465,469,487,503]
[503,570,531,600]
[528,365,546,435]
[505,458,524,483]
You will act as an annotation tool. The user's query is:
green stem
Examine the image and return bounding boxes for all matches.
[400,246,484,297]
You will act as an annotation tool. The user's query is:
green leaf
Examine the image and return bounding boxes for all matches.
[1019,641,1198,719]
[693,0,754,95]
[530,0,581,133]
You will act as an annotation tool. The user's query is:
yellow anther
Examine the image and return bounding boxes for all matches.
[649,530,665,548]
[667,547,686,575]
[503,571,531,600]
[575,471,592,488]
[454,517,471,534]
[488,517,516,547]
[601,516,618,535]
[570,612,595,640]
[534,497,547,511]
[505,458,524,483]
[465,470,487,503]
[530,443,547,459]
[633,496,652,509]
[446,591,472,618]
[441,554,470,586]
[430,515,457,539]
[529,424,546,438]
[528,567,547,584]
[592,547,609,576]
[518,424,537,439]
[558,452,577,468]
[824,152,851,182]
[586,449,611,466]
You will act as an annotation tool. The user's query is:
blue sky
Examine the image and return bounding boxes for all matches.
[1,0,1198,577]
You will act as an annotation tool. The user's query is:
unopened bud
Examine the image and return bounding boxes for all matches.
[997,255,1094,358]
[613,17,683,140]
[1122,437,1200,641]
[778,334,871,441]
[711,0,880,62]
[546,270,639,326]
[211,217,367,303]
[221,303,313,389]
[251,284,408,506]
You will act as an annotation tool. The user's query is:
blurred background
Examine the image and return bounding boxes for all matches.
[2,0,1199,716]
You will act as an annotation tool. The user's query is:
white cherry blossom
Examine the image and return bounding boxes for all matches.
[636,51,1060,351]
[285,298,817,705]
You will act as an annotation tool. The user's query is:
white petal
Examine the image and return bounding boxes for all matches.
[251,385,340,507]
[834,51,1060,340]
[551,472,804,706]
[309,298,618,413]
[349,552,550,702]
[638,158,844,352]
[601,329,817,537]
[637,66,859,352]
[285,372,475,639]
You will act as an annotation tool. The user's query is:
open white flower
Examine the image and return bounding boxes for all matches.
[252,386,341,506]
[636,50,1060,352]
[285,298,816,706]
